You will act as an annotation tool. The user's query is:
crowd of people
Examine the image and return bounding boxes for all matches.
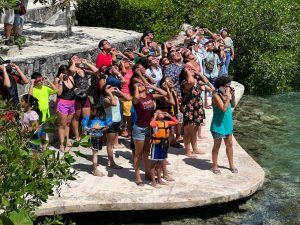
[0,27,237,187]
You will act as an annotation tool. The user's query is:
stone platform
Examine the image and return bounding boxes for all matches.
[36,82,265,216]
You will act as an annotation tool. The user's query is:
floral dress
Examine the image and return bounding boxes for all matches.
[181,78,204,126]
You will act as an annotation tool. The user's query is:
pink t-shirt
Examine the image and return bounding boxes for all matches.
[121,69,133,95]
[22,110,39,129]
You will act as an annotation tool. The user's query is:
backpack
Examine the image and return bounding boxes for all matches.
[74,75,90,98]
[204,57,215,72]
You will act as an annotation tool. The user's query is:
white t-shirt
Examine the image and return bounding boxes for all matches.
[146,66,163,87]
[21,110,39,129]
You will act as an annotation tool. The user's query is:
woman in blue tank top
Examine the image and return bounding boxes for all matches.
[210,76,238,175]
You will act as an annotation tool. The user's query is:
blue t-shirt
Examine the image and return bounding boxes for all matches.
[106,75,121,89]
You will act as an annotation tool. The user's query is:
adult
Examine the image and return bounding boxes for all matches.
[69,55,98,141]
[130,75,167,186]
[96,39,115,69]
[220,28,235,72]
[202,41,221,86]
[0,8,14,45]
[164,50,185,142]
[210,76,237,174]
[145,56,163,87]
[179,67,208,157]
[0,61,28,105]
[0,65,11,94]
[140,32,160,57]
[54,65,76,152]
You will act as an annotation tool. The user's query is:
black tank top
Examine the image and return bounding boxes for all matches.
[58,80,75,100]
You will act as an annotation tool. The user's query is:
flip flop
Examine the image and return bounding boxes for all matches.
[109,164,123,169]
[212,168,221,175]
[113,144,125,149]
[170,143,183,148]
[135,181,144,186]
[230,167,238,173]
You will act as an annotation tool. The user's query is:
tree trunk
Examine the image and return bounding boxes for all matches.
[66,1,72,36]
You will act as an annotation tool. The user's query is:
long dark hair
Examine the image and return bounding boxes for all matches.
[22,94,41,116]
[56,65,69,78]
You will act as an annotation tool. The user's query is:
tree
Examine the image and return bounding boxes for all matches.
[34,0,73,36]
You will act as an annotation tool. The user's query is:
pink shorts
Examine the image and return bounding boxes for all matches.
[75,97,91,110]
[57,99,75,115]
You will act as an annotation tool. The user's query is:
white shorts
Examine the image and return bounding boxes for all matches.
[0,9,15,24]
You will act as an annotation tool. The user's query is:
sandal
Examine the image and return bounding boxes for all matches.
[230,167,238,173]
[212,168,221,175]
[205,105,212,109]
[109,164,123,169]
[170,143,183,148]
[135,181,144,187]
[113,144,125,149]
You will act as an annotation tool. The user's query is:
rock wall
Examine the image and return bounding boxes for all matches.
[14,35,141,95]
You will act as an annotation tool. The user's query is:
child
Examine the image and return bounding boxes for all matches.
[29,72,58,122]
[82,105,112,176]
[149,110,178,188]
[120,59,133,137]
[20,94,44,150]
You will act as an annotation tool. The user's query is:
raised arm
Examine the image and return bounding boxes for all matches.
[212,89,232,112]
[11,63,29,84]
[44,76,58,92]
[0,65,11,88]
[81,59,98,74]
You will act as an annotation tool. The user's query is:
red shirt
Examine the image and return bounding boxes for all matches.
[96,52,113,69]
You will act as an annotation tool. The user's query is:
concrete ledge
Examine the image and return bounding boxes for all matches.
[0,24,142,95]
[35,82,265,216]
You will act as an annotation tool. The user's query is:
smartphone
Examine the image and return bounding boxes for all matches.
[219,86,226,93]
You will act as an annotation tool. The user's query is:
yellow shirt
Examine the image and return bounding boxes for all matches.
[33,85,56,122]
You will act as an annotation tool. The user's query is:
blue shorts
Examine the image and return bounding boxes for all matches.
[149,142,167,161]
[132,124,150,141]
[211,131,232,140]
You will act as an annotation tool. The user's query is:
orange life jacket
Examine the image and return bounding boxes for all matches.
[151,120,169,144]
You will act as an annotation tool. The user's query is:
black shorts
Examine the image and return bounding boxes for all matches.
[106,122,121,134]
[90,136,103,150]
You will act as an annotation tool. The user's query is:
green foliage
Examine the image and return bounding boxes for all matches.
[0,0,19,11]
[11,34,26,49]
[76,0,300,94]
[188,0,300,94]
[76,0,186,42]
[0,101,91,224]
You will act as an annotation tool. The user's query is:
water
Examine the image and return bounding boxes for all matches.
[58,94,300,225]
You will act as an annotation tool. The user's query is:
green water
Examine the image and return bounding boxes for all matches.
[60,94,300,225]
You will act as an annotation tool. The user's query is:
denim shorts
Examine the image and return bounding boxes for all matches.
[132,124,150,141]
[211,131,232,140]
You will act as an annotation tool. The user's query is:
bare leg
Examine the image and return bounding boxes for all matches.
[183,124,197,157]
[58,112,68,152]
[162,160,174,181]
[157,161,168,185]
[175,123,183,142]
[224,135,236,171]
[71,109,81,141]
[92,149,104,176]
[133,140,145,184]
[143,138,151,180]
[192,126,205,154]
[65,114,74,146]
[212,138,222,170]
[150,161,160,188]
[106,132,121,168]
[4,23,13,40]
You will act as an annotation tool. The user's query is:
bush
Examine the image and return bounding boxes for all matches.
[0,100,90,224]
[76,0,300,94]
[76,0,186,42]
[188,0,300,94]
